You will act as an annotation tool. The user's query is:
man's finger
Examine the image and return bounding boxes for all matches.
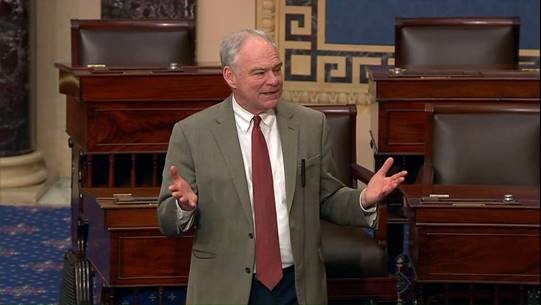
[390,170,408,180]
[170,165,180,181]
[179,201,196,211]
[393,176,406,185]
[376,157,394,176]
[177,193,196,205]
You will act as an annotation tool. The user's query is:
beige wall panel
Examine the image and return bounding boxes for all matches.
[35,0,101,179]
[197,0,256,64]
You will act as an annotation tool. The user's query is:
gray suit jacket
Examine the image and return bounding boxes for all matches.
[157,97,374,305]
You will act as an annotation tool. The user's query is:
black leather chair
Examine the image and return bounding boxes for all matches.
[309,105,396,303]
[418,103,540,186]
[394,17,520,70]
[70,19,195,67]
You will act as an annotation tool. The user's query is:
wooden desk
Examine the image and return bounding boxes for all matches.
[403,184,540,285]
[56,64,229,303]
[56,63,230,153]
[83,190,192,288]
[368,67,540,180]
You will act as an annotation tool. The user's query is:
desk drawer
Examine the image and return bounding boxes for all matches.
[411,224,539,284]
[111,230,192,286]
[85,193,194,286]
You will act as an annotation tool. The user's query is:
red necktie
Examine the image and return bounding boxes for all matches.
[252,115,283,290]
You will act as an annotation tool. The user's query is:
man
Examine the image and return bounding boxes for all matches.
[157,29,407,305]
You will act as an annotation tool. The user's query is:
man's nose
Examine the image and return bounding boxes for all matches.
[266,71,281,85]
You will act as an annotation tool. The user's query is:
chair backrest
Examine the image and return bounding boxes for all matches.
[395,17,520,70]
[71,19,195,67]
[308,105,357,187]
[424,103,540,186]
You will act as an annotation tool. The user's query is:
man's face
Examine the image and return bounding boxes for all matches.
[223,37,283,114]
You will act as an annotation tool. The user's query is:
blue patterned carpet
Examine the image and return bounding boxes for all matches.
[0,205,188,305]
[0,205,70,305]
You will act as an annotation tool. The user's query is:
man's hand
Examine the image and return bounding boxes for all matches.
[362,157,407,208]
[168,165,198,211]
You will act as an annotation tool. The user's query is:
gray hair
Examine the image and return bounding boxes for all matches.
[219,29,277,70]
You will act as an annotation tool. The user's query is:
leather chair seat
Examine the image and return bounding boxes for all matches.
[71,19,195,67]
[419,103,540,186]
[321,220,387,278]
[432,112,540,185]
[394,17,519,69]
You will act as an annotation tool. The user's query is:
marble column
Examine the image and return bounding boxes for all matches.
[0,0,48,203]
[101,0,195,19]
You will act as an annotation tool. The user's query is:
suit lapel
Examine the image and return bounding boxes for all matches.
[209,98,253,228]
[276,102,299,213]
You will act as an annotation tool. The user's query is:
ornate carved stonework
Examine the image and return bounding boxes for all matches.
[256,0,277,40]
[0,0,31,156]
[101,0,196,20]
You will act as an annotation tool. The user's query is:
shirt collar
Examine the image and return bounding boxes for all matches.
[232,96,276,133]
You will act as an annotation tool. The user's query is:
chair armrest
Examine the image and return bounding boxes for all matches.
[416,162,434,184]
[373,202,388,247]
[351,163,374,185]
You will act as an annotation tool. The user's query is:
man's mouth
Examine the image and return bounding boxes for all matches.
[262,90,280,96]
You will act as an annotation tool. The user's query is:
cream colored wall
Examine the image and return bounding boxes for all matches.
[356,105,375,172]
[197,1,256,64]
[34,0,255,178]
[35,0,101,179]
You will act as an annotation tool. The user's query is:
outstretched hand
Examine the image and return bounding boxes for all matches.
[168,165,198,211]
[362,157,407,207]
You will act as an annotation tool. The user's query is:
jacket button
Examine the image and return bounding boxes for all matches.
[245,267,251,273]
[248,233,254,239]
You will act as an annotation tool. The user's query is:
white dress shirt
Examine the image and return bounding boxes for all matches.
[176,97,377,269]
[231,97,294,268]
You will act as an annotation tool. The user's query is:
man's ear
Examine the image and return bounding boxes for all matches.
[223,66,237,89]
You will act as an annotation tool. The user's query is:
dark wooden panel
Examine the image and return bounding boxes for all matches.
[406,185,540,285]
[414,206,539,225]
[382,102,425,153]
[377,79,539,99]
[87,101,214,152]
[402,184,541,199]
[112,233,192,285]
[85,192,112,284]
[104,208,159,228]
[57,64,230,153]
[327,278,397,302]
[414,226,539,283]
[90,196,161,228]
[66,97,87,151]
[81,73,230,101]
[88,187,158,197]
